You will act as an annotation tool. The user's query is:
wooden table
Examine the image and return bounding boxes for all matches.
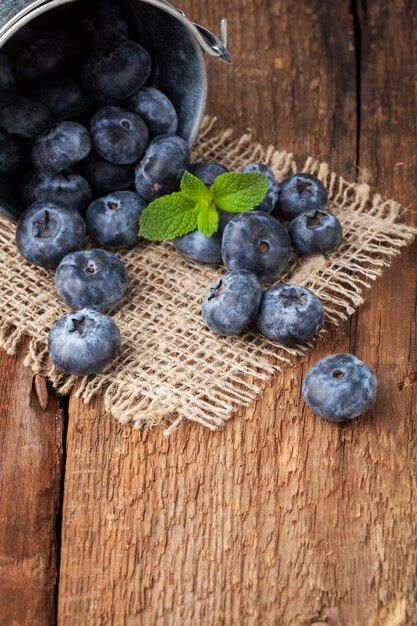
[1,1,416,624]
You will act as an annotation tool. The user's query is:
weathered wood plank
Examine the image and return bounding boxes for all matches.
[0,341,63,626]
[58,1,402,624]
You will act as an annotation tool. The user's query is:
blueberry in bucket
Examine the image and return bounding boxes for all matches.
[21,169,92,213]
[90,106,149,165]
[31,121,92,174]
[16,201,86,268]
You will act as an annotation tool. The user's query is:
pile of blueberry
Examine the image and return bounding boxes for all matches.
[0,0,377,422]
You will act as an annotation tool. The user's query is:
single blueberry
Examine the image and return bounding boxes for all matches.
[0,53,17,93]
[302,354,377,422]
[77,149,134,191]
[288,209,343,255]
[125,87,178,138]
[32,122,92,174]
[20,169,92,212]
[0,94,51,138]
[48,308,121,376]
[240,163,280,213]
[0,128,30,175]
[56,249,128,311]
[81,41,151,104]
[86,190,146,248]
[90,106,149,165]
[15,36,70,85]
[173,230,223,265]
[16,201,86,268]
[221,211,291,281]
[189,161,229,187]
[275,173,328,221]
[257,284,324,346]
[202,270,262,336]
[134,135,190,201]
[80,0,131,51]
[33,75,93,122]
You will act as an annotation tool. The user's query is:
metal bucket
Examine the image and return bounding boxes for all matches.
[0,0,231,221]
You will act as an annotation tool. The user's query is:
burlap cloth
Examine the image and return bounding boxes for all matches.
[0,117,414,434]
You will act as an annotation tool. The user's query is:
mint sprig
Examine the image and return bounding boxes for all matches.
[139,170,269,241]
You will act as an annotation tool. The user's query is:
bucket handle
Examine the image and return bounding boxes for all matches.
[143,0,232,63]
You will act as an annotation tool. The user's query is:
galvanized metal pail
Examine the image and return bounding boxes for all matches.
[0,0,231,220]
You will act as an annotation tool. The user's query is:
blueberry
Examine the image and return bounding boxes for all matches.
[20,169,92,212]
[288,209,343,255]
[173,230,223,264]
[77,150,134,192]
[90,106,149,165]
[16,202,86,268]
[257,284,324,346]
[0,128,30,175]
[134,135,190,201]
[43,28,84,64]
[32,76,93,122]
[126,87,177,138]
[32,122,92,174]
[86,191,146,248]
[302,354,377,422]
[275,173,328,221]
[80,0,131,51]
[48,308,121,376]
[240,163,280,213]
[189,161,229,187]
[221,211,291,281]
[15,36,70,85]
[56,249,128,311]
[202,270,262,336]
[81,41,151,104]
[0,54,17,93]
[0,94,51,138]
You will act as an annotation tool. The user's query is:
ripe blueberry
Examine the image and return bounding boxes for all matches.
[275,173,328,221]
[288,209,343,255]
[202,270,262,336]
[173,230,223,265]
[16,201,86,268]
[86,190,146,248]
[0,128,30,175]
[257,284,324,346]
[32,122,92,174]
[48,308,121,376]
[0,94,51,138]
[56,249,128,311]
[135,135,190,201]
[126,87,178,138]
[21,169,92,213]
[90,106,149,165]
[81,40,151,104]
[32,75,93,122]
[221,211,291,281]
[77,149,134,191]
[302,354,377,422]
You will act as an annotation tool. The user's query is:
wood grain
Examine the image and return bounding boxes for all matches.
[0,0,415,624]
[0,341,63,626]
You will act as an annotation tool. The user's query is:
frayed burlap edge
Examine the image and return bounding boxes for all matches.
[0,116,415,435]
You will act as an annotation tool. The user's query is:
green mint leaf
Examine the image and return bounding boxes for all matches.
[180,170,211,202]
[139,192,199,241]
[197,200,219,237]
[211,172,269,213]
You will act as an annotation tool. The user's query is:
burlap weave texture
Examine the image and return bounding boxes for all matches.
[0,117,414,434]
